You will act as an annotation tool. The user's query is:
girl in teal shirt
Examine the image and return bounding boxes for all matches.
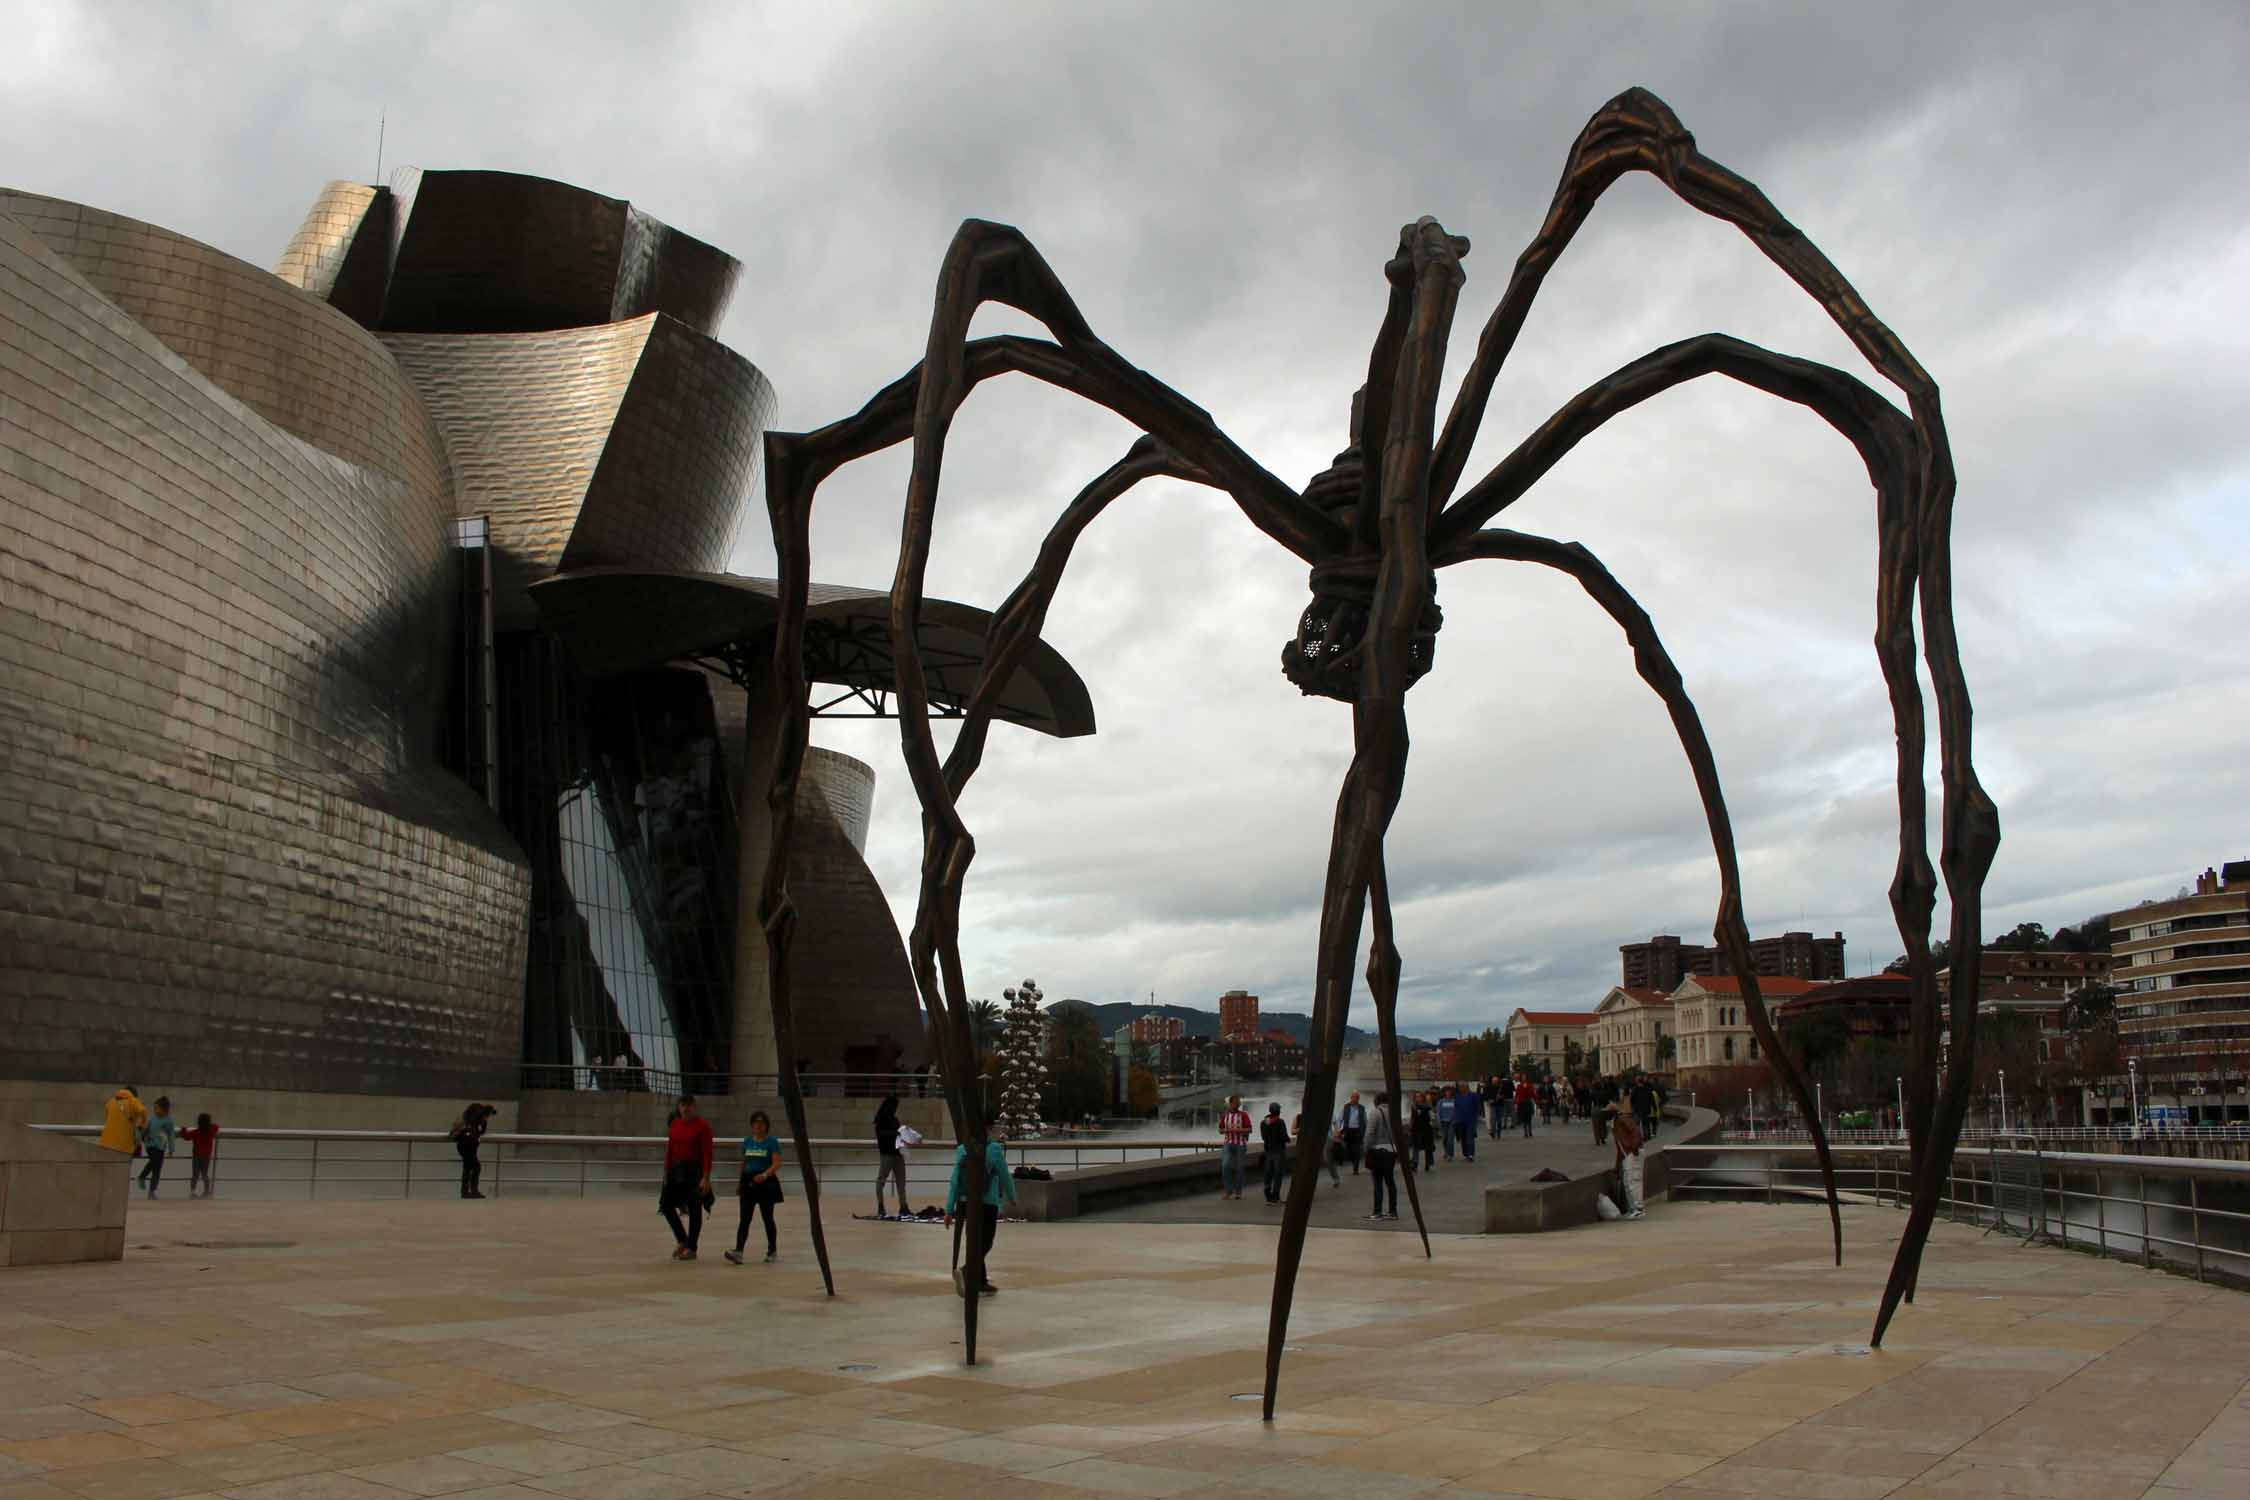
[725,1111,784,1264]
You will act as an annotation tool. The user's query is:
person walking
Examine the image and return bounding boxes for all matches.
[725,1110,784,1264]
[1515,1077,1537,1139]
[1453,1081,1480,1163]
[179,1112,220,1199]
[946,1127,1016,1296]
[1259,1102,1291,1203]
[1539,1079,1558,1126]
[1489,1077,1510,1139]
[449,1102,495,1198]
[1409,1092,1436,1172]
[137,1096,178,1198]
[1364,1092,1399,1220]
[1650,1079,1669,1138]
[1338,1092,1367,1175]
[1613,1108,1647,1219]
[1435,1089,1455,1163]
[1630,1075,1658,1143]
[873,1094,912,1217]
[659,1094,714,1260]
[98,1086,146,1155]
[1218,1095,1252,1200]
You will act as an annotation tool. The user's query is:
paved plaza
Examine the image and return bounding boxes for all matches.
[1,1193,2247,1499]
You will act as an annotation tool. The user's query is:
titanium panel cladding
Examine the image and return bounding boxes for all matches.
[0,203,528,1098]
[384,318,774,626]
[378,169,740,336]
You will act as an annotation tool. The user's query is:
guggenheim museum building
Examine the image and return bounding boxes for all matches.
[0,170,1090,1129]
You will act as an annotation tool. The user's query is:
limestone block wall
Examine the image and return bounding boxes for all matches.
[0,1122,127,1267]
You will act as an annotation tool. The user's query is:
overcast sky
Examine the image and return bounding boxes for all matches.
[7,2,2245,1039]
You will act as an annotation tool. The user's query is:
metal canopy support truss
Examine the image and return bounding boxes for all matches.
[692,618,989,722]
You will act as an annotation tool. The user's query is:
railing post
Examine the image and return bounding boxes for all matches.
[578,1148,588,1200]
[310,1136,319,1201]
[2140,1172,2151,1269]
[2189,1177,2205,1283]
[2095,1166,2106,1253]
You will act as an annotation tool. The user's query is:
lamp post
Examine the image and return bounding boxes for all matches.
[2127,1057,2139,1140]
[1815,1080,1825,1136]
[1998,1069,2008,1135]
[1749,1091,1757,1141]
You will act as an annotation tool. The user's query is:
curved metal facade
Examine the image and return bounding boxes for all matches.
[0,200,529,1097]
[382,319,773,627]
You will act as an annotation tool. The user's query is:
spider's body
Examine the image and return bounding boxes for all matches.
[750,87,1998,1423]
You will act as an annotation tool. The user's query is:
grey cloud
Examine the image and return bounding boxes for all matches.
[5,0,2245,1031]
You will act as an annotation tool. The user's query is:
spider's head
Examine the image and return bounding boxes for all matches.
[1281,430,1442,702]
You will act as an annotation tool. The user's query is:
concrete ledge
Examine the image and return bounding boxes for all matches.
[1018,1147,1271,1221]
[2,1122,129,1268]
[1482,1105,1719,1234]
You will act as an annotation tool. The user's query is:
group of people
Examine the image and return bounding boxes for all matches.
[98,1086,218,1198]
[1213,1070,1672,1222]
[652,1092,1019,1296]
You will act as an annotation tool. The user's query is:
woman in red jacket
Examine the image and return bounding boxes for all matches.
[660,1095,715,1260]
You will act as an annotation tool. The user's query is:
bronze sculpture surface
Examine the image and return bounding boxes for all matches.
[753,87,1998,1414]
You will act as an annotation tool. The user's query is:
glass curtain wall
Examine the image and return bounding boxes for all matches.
[495,633,739,1093]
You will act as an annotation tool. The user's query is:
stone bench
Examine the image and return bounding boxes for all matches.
[2,1122,129,1267]
[1016,1146,1276,1221]
[1482,1105,1719,1234]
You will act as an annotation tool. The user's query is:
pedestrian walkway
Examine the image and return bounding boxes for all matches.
[1104,1109,1704,1233]
[1,1186,2244,1496]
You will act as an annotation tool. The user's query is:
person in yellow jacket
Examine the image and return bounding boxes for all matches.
[98,1087,147,1153]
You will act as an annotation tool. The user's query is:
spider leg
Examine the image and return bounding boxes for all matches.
[1265,220,1467,1419]
[1428,86,1937,508]
[1426,102,1996,1320]
[1428,328,1992,1339]
[883,219,1342,1356]
[1450,526,1844,1265]
[1367,852,1432,1257]
[764,414,1212,1357]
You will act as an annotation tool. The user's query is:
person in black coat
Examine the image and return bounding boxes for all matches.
[1258,1103,1292,1203]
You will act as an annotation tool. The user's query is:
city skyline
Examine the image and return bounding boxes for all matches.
[8,3,2243,1037]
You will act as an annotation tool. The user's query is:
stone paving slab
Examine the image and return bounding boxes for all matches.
[0,1194,2244,1498]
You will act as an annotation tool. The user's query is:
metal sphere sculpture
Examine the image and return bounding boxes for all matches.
[750,87,1997,1416]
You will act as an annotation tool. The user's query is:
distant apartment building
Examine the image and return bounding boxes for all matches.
[1218,989,1260,1042]
[2108,861,2250,1088]
[1504,1008,1596,1076]
[1935,947,2113,996]
[1672,974,1818,1083]
[1776,973,1915,1044]
[1220,1027,1305,1080]
[1129,1013,1187,1043]
[1590,986,1673,1075]
[1619,931,1847,990]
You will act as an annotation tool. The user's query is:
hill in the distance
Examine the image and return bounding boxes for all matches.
[1047,998,1435,1053]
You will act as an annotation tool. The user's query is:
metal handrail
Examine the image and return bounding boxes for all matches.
[26,1124,1248,1203]
[1663,1141,2250,1285]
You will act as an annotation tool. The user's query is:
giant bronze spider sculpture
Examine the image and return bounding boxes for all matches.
[751,88,1998,1417]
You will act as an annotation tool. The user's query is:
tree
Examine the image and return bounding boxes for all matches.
[1126,1065,1162,1117]
[1586,1044,1602,1076]
[1700,1060,1777,1117]
[1886,937,1954,974]
[1447,1027,1509,1082]
[2063,981,2117,1032]
[1781,1010,1853,1079]
[969,999,1003,1052]
[995,981,1047,1137]
[1564,1038,1586,1074]
[1044,1004,1111,1123]
[1990,921,2050,952]
[2052,913,2113,952]
[1655,1034,1676,1067]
